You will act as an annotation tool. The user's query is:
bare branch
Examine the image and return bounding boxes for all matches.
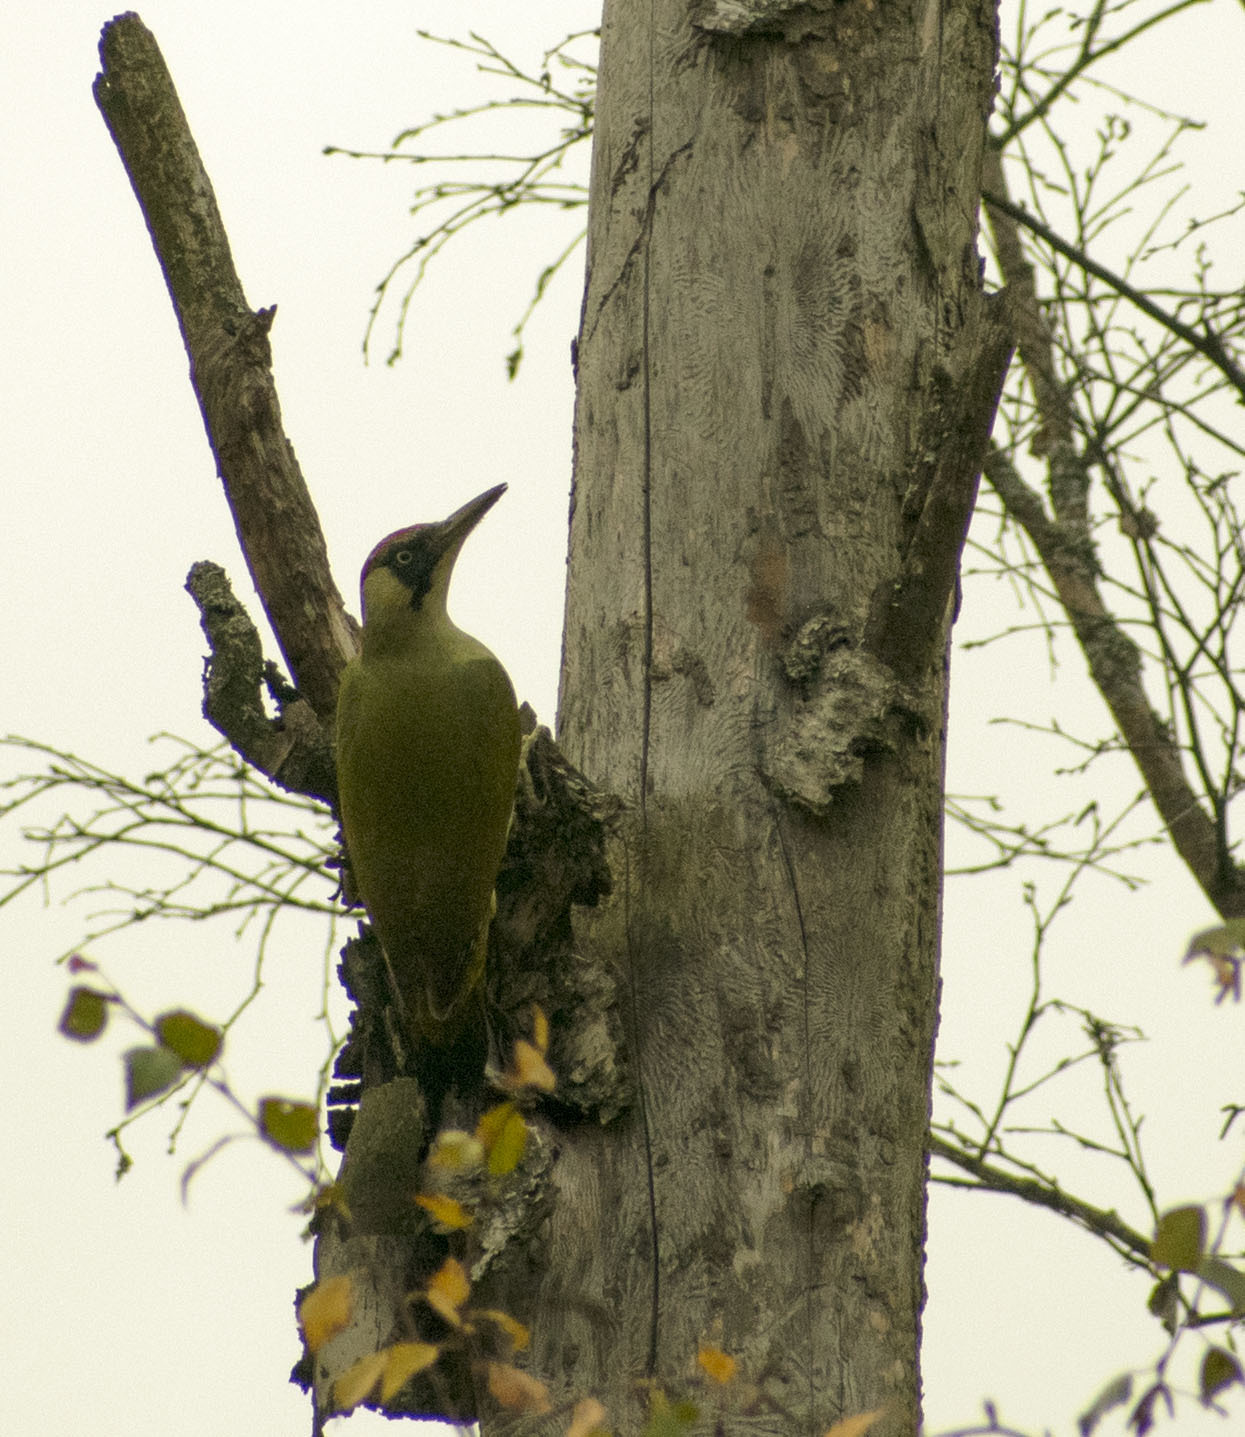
[94,13,358,721]
[984,445,1238,911]
[979,135,1245,916]
[186,562,337,803]
[929,1132,1152,1262]
[983,180,1245,405]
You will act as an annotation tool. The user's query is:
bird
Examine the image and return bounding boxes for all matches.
[335,485,521,1055]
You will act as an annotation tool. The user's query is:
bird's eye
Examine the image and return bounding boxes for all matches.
[394,550,412,566]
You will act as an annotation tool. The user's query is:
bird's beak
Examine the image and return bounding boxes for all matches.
[434,484,507,557]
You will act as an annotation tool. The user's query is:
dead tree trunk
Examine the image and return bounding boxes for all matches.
[481,0,1009,1431]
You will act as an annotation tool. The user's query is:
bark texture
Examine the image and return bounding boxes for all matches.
[480,0,1005,1431]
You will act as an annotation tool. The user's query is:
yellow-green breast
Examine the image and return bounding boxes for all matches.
[336,620,520,1045]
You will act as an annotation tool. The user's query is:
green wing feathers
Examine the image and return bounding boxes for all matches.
[336,642,520,1045]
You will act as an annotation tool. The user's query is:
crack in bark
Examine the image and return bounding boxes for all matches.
[772,804,819,1426]
[584,139,695,347]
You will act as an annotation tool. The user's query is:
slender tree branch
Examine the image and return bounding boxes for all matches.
[185,562,337,803]
[929,1132,1152,1261]
[983,445,1240,912]
[94,13,358,722]
[982,180,1245,405]
[994,0,1208,147]
[981,146,1076,460]
[980,144,1244,916]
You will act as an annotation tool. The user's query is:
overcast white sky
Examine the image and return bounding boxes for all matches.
[4,3,1245,1435]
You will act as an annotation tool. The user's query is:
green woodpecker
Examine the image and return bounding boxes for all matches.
[335,484,520,1049]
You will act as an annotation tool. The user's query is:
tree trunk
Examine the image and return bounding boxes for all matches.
[484,0,1005,1431]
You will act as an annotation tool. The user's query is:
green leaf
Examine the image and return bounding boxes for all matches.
[59,986,110,1042]
[1128,1381,1172,1435]
[124,1045,183,1108]
[1199,1346,1242,1405]
[643,1391,698,1437]
[155,1009,222,1067]
[1146,1272,1179,1332]
[1197,1256,1245,1315]
[1151,1205,1205,1271]
[1185,920,1245,960]
[258,1097,318,1154]
[1077,1371,1132,1436]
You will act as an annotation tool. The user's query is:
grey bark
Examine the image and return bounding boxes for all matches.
[478,0,1007,1432]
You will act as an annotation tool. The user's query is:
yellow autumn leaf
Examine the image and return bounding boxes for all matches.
[298,1274,353,1354]
[333,1350,388,1412]
[475,1307,530,1353]
[505,1039,557,1093]
[566,1396,608,1437]
[697,1343,737,1384]
[426,1257,470,1326]
[532,1004,550,1054]
[477,1101,530,1176]
[823,1407,888,1437]
[492,1108,529,1175]
[488,1361,552,1414]
[414,1192,473,1231]
[379,1341,441,1402]
[477,1100,517,1147]
[426,1128,484,1174]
